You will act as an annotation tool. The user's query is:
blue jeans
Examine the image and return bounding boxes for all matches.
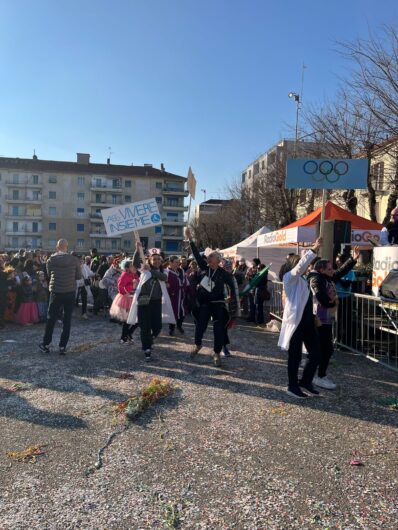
[43,292,75,348]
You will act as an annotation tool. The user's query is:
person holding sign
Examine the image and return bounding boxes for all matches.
[185,227,238,367]
[278,238,323,399]
[127,243,175,361]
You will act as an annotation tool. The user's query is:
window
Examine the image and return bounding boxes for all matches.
[111,194,117,204]
[32,175,39,184]
[241,172,246,183]
[77,239,84,248]
[95,193,101,203]
[12,206,19,216]
[165,241,179,252]
[166,212,178,219]
[78,176,85,186]
[155,240,161,248]
[32,222,38,233]
[49,191,56,199]
[112,179,121,189]
[77,223,85,232]
[156,182,162,189]
[48,239,56,247]
[49,207,57,216]
[371,162,385,191]
[31,238,39,248]
[111,240,117,250]
[95,239,101,249]
[13,222,18,232]
[125,179,131,188]
[49,223,56,231]
[49,175,57,183]
[77,207,85,217]
[12,190,19,199]
[32,191,40,200]
[156,196,162,204]
[77,192,85,201]
[167,198,178,206]
[12,237,18,247]
[123,240,132,249]
[125,195,131,202]
[253,162,260,176]
[261,160,265,170]
[95,178,102,187]
[155,226,162,234]
[12,174,19,184]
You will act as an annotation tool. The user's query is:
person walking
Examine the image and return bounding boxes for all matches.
[278,238,322,399]
[127,244,175,361]
[109,258,140,343]
[167,255,189,336]
[39,239,82,355]
[185,228,238,367]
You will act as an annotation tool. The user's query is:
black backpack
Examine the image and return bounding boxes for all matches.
[379,269,398,299]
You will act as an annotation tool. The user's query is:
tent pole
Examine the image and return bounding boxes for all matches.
[319,189,327,251]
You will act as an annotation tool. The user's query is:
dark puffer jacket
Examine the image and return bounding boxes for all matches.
[46,253,82,293]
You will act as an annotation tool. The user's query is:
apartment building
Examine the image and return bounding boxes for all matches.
[0,153,188,255]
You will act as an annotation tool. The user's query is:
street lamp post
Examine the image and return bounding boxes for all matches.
[288,91,300,158]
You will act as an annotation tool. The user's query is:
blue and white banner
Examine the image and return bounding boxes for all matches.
[101,198,162,236]
[286,158,368,189]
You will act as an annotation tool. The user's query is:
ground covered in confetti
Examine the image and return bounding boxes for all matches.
[0,312,397,529]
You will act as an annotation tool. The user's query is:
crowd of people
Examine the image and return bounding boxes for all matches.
[0,229,362,398]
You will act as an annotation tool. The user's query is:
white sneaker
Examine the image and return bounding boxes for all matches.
[82,313,88,320]
[313,375,336,390]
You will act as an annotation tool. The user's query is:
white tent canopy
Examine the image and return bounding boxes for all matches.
[221,226,271,258]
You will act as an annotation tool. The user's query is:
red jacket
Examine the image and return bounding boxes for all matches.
[117,271,139,295]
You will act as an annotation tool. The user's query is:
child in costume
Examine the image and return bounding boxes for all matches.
[14,276,39,325]
[34,270,49,322]
[110,258,140,343]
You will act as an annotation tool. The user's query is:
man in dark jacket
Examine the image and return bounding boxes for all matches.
[307,246,360,390]
[185,228,237,367]
[39,239,82,354]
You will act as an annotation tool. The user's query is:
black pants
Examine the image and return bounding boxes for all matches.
[76,286,87,314]
[288,299,320,388]
[43,292,75,348]
[121,322,139,340]
[194,303,228,354]
[169,316,184,333]
[137,299,162,350]
[0,294,7,327]
[317,324,334,378]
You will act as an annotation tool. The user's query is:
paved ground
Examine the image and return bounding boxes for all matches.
[0,311,397,530]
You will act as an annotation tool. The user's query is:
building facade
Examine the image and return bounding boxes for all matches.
[0,154,188,255]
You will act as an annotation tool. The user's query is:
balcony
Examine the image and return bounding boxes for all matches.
[89,232,121,238]
[5,195,42,204]
[162,234,183,240]
[5,211,42,219]
[6,230,41,236]
[162,204,188,212]
[6,178,43,188]
[163,186,188,196]
[90,200,123,207]
[90,185,123,193]
[89,213,103,220]
[162,218,185,226]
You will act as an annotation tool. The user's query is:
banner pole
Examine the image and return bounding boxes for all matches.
[133,230,146,264]
[319,188,327,249]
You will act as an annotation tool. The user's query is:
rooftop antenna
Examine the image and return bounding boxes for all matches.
[107,146,114,164]
[201,188,206,202]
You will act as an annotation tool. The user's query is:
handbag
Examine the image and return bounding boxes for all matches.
[137,280,156,306]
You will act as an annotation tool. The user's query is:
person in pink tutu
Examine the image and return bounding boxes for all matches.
[110,258,140,344]
[14,276,39,325]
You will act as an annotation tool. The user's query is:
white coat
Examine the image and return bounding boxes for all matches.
[277,250,316,351]
[127,270,176,325]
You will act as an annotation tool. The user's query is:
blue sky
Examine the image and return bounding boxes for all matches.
[1,0,397,205]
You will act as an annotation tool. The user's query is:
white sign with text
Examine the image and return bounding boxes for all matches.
[101,198,162,236]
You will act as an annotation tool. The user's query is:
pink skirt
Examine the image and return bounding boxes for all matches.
[14,302,39,325]
[109,293,133,322]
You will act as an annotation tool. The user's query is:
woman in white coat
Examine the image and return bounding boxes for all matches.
[278,237,322,399]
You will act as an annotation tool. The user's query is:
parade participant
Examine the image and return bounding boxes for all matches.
[278,237,323,399]
[180,255,189,273]
[221,259,241,357]
[3,267,18,323]
[34,270,49,322]
[185,227,238,367]
[39,239,82,355]
[233,258,249,314]
[100,257,122,303]
[308,246,360,390]
[167,256,189,336]
[76,256,95,319]
[110,258,140,344]
[0,256,8,329]
[380,206,398,245]
[14,276,40,325]
[127,244,175,361]
[245,258,260,322]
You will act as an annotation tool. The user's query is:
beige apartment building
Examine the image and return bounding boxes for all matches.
[0,153,188,255]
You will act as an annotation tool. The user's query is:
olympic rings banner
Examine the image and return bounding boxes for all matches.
[286,158,368,189]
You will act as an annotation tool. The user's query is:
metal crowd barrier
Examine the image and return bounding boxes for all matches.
[269,281,398,372]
